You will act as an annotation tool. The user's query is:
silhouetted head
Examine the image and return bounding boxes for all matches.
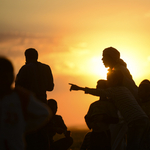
[25,48,38,63]
[107,70,123,87]
[96,79,108,89]
[47,99,58,115]
[0,57,14,92]
[138,79,150,102]
[102,47,126,69]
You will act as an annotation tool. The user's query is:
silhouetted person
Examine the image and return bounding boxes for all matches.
[138,79,150,149]
[15,48,54,150]
[138,79,150,110]
[15,48,54,104]
[69,70,150,150]
[102,47,139,150]
[80,80,119,150]
[0,57,51,150]
[46,99,73,150]
[102,47,138,100]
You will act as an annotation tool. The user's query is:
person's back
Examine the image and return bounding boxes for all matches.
[15,48,54,103]
[85,99,118,132]
[16,61,54,102]
[106,86,147,124]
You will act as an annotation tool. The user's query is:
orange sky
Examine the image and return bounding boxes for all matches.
[1,0,150,128]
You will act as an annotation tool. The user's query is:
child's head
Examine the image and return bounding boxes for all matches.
[138,79,150,103]
[96,79,108,101]
[107,70,123,87]
[96,79,108,89]
[48,99,58,115]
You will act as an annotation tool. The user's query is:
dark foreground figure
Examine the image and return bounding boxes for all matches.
[0,57,51,150]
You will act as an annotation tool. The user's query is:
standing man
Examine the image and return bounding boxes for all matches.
[15,48,54,150]
[15,48,54,104]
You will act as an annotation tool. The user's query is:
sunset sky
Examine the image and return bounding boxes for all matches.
[1,0,150,128]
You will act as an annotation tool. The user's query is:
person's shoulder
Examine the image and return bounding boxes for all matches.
[38,62,51,69]
[55,115,63,119]
[38,62,49,67]
[90,100,100,107]
[18,64,28,71]
[20,63,35,70]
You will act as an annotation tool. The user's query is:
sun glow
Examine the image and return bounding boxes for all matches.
[88,56,108,79]
[121,55,139,79]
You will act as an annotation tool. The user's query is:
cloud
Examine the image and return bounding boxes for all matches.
[0,31,68,56]
[0,31,102,78]
[0,31,71,74]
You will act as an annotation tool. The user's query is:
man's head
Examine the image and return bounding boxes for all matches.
[107,70,123,87]
[47,99,58,115]
[0,57,14,91]
[25,48,38,63]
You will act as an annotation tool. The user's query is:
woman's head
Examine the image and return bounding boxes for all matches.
[102,47,120,68]
[102,47,126,69]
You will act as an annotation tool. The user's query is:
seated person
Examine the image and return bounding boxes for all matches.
[46,99,73,150]
[80,80,119,150]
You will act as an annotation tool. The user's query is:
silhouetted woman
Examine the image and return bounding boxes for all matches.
[102,47,139,150]
[102,47,138,99]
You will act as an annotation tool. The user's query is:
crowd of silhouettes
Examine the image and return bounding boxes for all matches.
[1,47,150,150]
[0,48,73,150]
[70,47,150,150]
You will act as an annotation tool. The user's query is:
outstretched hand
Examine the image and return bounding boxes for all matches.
[69,83,81,91]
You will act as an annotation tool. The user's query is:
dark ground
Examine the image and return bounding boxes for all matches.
[53,129,89,150]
